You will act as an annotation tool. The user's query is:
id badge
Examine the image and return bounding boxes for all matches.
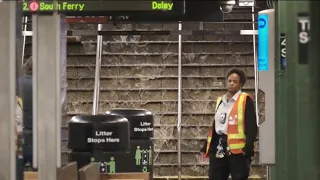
[220,113,227,124]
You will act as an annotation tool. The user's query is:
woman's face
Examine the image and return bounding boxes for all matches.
[226,73,242,93]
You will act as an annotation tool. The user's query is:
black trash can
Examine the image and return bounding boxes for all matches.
[106,108,154,179]
[68,114,130,152]
[106,108,154,139]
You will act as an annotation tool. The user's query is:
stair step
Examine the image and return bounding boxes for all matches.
[67,87,255,91]
[66,52,254,56]
[66,112,263,116]
[153,153,261,166]
[67,66,255,78]
[66,53,254,65]
[26,35,252,43]
[66,112,216,116]
[67,100,217,103]
[26,40,253,45]
[67,76,255,80]
[152,163,263,167]
[61,124,211,128]
[67,79,255,89]
[69,35,253,42]
[66,104,244,114]
[153,176,264,180]
[40,40,253,51]
[64,42,253,53]
[153,165,265,176]
[76,40,253,44]
[68,109,213,115]
[67,64,254,68]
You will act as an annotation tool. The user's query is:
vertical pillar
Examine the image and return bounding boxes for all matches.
[274,1,287,180]
[308,1,320,179]
[285,2,298,179]
[285,1,310,180]
[60,14,68,166]
[16,2,23,90]
[32,14,63,180]
[15,2,24,180]
[258,9,276,165]
[0,1,17,180]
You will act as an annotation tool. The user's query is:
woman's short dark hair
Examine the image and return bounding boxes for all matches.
[226,68,247,86]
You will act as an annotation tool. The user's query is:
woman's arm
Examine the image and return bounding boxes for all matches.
[243,96,258,156]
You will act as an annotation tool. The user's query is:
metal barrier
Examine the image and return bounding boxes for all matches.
[24,162,78,180]
[79,163,100,180]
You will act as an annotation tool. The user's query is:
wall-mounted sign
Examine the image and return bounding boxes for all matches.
[258,14,269,71]
[280,33,286,70]
[297,12,310,64]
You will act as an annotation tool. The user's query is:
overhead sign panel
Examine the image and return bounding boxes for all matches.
[106,1,223,22]
[22,0,181,16]
[21,0,224,22]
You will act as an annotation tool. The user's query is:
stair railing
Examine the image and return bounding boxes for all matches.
[92,23,103,115]
[21,16,28,68]
[177,21,183,180]
[252,5,260,128]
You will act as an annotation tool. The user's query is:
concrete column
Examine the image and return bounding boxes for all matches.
[285,1,310,180]
[32,14,64,180]
[307,1,320,179]
[274,1,287,180]
[0,2,18,180]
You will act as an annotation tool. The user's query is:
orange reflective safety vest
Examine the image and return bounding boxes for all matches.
[203,93,248,158]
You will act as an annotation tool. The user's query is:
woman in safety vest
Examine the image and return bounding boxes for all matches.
[200,68,258,180]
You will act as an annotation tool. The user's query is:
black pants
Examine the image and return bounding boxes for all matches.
[16,157,24,180]
[209,154,251,180]
[209,134,251,180]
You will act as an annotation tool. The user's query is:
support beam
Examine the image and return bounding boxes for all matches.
[274,1,287,180]
[32,14,64,180]
[0,1,17,180]
[285,1,310,180]
[307,1,320,179]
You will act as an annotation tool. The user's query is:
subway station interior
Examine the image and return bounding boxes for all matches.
[0,0,319,180]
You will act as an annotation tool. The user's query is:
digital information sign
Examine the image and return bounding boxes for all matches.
[22,0,177,16]
[258,14,269,71]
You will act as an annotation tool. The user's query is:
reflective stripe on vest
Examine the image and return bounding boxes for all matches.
[215,97,222,111]
[204,93,248,157]
[17,97,23,108]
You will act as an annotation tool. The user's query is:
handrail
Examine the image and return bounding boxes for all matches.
[92,24,103,115]
[177,22,182,180]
